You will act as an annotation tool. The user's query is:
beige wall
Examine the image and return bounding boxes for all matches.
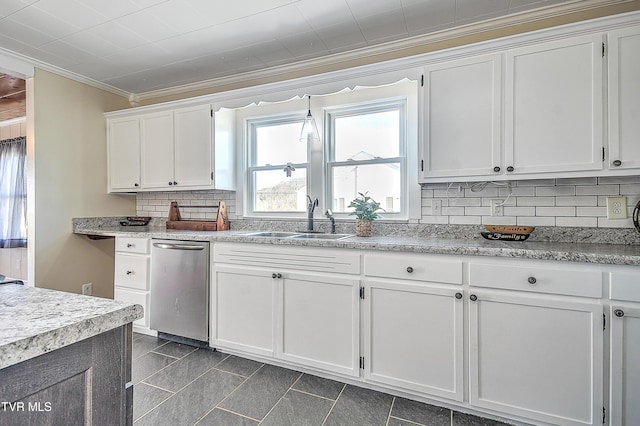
[140,1,640,106]
[32,69,134,297]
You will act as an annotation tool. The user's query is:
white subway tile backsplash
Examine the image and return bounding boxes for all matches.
[421,216,449,224]
[555,196,598,207]
[598,217,635,228]
[499,186,535,197]
[620,184,640,195]
[557,177,598,185]
[536,207,575,217]
[464,187,498,198]
[576,185,619,196]
[517,197,555,207]
[516,179,555,187]
[442,207,465,216]
[577,207,607,216]
[503,206,535,216]
[448,198,482,207]
[517,216,556,226]
[482,216,517,225]
[449,215,481,225]
[598,176,640,184]
[556,217,598,227]
[465,207,491,216]
[536,186,576,196]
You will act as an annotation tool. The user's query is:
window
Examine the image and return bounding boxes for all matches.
[241,81,418,220]
[327,101,405,217]
[0,136,27,248]
[247,116,308,213]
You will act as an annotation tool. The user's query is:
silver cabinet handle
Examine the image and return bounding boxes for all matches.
[126,270,134,275]
[126,243,134,248]
[153,243,204,251]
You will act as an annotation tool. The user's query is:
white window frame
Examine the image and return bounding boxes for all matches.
[325,98,408,220]
[245,113,309,217]
[238,81,420,221]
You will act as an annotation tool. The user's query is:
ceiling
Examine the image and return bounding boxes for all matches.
[0,0,581,101]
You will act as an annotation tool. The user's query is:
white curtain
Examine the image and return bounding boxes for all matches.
[0,136,27,248]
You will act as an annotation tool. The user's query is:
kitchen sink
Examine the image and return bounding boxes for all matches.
[242,231,301,238]
[290,233,352,240]
[241,231,352,240]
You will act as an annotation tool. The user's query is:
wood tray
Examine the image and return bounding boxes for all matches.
[484,225,535,235]
[166,201,229,231]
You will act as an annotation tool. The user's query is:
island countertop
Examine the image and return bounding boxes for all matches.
[0,284,143,370]
[72,226,640,266]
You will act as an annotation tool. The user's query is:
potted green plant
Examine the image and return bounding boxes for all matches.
[348,192,383,237]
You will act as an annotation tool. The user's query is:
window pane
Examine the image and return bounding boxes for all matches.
[334,110,399,161]
[331,163,401,213]
[255,122,307,166]
[254,168,307,212]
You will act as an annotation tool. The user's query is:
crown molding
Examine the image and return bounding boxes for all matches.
[0,47,130,98]
[134,0,638,102]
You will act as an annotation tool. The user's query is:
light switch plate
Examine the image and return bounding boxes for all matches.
[606,196,627,220]
[431,199,442,216]
[491,199,504,217]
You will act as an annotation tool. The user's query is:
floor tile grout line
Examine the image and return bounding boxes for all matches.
[138,381,176,394]
[256,371,304,424]
[134,349,233,423]
[388,414,431,426]
[386,396,397,426]
[320,383,347,426]
[151,345,198,360]
[289,387,341,403]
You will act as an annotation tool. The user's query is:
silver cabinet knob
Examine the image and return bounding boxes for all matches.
[470,294,478,301]
[272,273,277,279]
[613,160,622,167]
[126,243,133,248]
[528,276,537,285]
[406,266,414,273]
[493,166,500,173]
[126,270,134,275]
[455,292,463,300]
[614,309,625,317]
[507,166,514,172]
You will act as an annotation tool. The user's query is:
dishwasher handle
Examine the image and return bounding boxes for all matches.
[153,243,205,251]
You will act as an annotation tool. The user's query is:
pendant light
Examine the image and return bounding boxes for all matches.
[299,95,320,143]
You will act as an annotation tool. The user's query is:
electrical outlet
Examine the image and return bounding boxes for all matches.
[607,196,627,219]
[431,199,442,216]
[491,199,504,217]
[82,283,93,296]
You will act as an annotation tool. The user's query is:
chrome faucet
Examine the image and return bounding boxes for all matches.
[325,209,336,234]
[307,195,318,232]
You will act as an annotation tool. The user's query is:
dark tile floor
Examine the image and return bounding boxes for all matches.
[132,333,511,426]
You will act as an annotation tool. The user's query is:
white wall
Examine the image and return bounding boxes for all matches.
[32,69,134,297]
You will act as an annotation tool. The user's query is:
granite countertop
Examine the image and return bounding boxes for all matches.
[0,284,143,370]
[73,225,640,266]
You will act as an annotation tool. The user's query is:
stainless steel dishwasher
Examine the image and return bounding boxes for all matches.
[150,239,209,343]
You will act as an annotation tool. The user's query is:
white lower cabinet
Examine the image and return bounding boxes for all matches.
[113,237,152,333]
[469,290,603,426]
[211,265,276,357]
[363,279,464,400]
[609,269,640,426]
[211,243,360,376]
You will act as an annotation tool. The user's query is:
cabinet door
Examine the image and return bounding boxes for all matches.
[504,34,603,175]
[278,272,359,376]
[174,105,214,188]
[108,117,140,191]
[363,280,463,401]
[609,305,640,426]
[211,266,276,357]
[140,111,174,189]
[608,25,640,171]
[114,288,149,328]
[469,291,603,426]
[421,54,501,180]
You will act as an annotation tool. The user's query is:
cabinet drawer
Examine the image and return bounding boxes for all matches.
[610,271,640,302]
[469,262,602,298]
[364,253,462,285]
[115,254,149,290]
[114,288,148,327]
[115,237,149,254]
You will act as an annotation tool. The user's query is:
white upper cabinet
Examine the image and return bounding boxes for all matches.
[108,116,141,191]
[140,111,174,189]
[421,54,502,180]
[174,105,214,187]
[608,25,640,171]
[107,103,233,192]
[504,34,603,176]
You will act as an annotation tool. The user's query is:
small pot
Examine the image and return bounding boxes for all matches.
[356,219,373,237]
